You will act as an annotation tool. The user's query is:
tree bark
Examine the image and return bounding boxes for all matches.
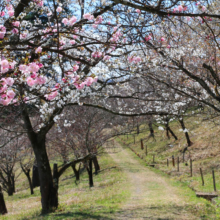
[86,159,94,187]
[32,137,58,213]
[0,186,7,215]
[71,164,80,181]
[93,156,100,174]
[26,169,34,195]
[179,118,192,146]
[32,165,40,188]
[167,127,178,140]
[148,121,155,138]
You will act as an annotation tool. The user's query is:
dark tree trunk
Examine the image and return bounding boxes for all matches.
[32,138,58,213]
[179,118,192,147]
[71,164,80,181]
[93,156,100,174]
[0,186,7,215]
[7,186,13,196]
[86,159,94,187]
[32,165,40,188]
[12,174,15,193]
[137,124,139,134]
[167,127,178,140]
[165,118,178,140]
[148,121,155,138]
[27,169,34,195]
[165,123,170,139]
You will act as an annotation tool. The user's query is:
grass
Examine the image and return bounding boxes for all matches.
[1,153,130,220]
[117,114,220,218]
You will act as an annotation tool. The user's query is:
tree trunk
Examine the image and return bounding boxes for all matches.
[165,123,170,139]
[148,121,155,138]
[179,118,192,146]
[32,165,40,188]
[167,127,178,140]
[32,138,58,213]
[93,156,100,174]
[0,186,7,215]
[7,185,13,196]
[86,159,94,187]
[12,174,15,193]
[71,164,80,181]
[27,169,34,195]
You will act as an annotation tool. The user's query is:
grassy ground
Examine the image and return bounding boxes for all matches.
[1,153,130,220]
[108,142,215,219]
[117,114,220,218]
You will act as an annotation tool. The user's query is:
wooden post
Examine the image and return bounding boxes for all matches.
[200,168,204,186]
[145,145,148,155]
[141,139,144,150]
[153,155,155,163]
[212,170,216,192]
[167,158,169,167]
[172,155,175,167]
[190,159,192,177]
[177,157,179,172]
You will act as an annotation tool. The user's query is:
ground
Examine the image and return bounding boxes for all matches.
[108,142,215,220]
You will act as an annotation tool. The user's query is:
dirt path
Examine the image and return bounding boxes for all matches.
[108,142,199,220]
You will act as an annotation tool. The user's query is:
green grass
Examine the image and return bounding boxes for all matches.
[117,115,220,218]
[1,153,130,220]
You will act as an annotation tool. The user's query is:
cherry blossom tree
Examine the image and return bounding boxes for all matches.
[0,0,219,214]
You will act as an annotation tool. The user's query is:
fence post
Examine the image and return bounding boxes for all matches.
[200,168,204,186]
[172,155,175,167]
[177,157,179,172]
[190,159,192,177]
[141,139,144,150]
[212,170,216,192]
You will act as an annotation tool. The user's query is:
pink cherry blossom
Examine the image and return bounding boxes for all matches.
[26,77,37,86]
[136,9,141,14]
[28,62,40,73]
[83,13,94,20]
[73,65,79,72]
[45,90,58,100]
[56,7,62,13]
[7,90,15,99]
[201,6,206,11]
[8,10,14,17]
[62,18,68,25]
[161,37,165,41]
[0,85,7,93]
[178,5,183,12]
[70,40,76,45]
[95,16,103,24]
[69,16,77,26]
[12,21,20,27]
[85,77,94,86]
[12,28,18,34]
[145,35,152,41]
[6,77,14,86]
[1,97,12,106]
[37,75,47,85]
[75,82,85,90]
[0,11,5,17]
[35,46,42,53]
